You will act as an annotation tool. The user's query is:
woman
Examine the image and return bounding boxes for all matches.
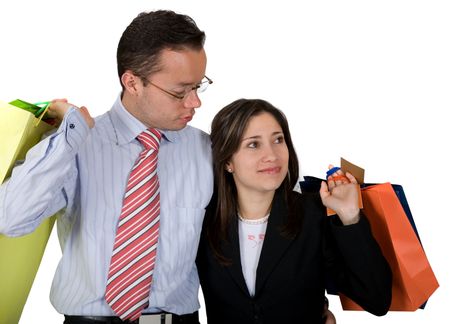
[196,99,392,323]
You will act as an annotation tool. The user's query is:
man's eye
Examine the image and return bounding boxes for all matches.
[172,90,186,97]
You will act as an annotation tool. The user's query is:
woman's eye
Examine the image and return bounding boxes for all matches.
[247,141,258,148]
[274,136,284,144]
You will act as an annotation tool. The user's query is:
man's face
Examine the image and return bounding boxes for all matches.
[126,48,208,131]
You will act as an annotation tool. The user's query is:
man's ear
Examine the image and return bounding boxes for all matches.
[121,71,140,94]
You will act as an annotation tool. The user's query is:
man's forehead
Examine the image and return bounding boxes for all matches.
[155,48,206,82]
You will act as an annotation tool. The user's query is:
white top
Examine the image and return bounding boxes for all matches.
[238,213,269,296]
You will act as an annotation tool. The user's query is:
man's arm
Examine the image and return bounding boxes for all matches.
[0,100,94,236]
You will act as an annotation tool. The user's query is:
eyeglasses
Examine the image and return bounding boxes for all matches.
[147,76,213,100]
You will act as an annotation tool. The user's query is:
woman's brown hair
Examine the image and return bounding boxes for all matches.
[208,99,300,264]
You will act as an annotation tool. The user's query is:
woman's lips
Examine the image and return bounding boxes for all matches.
[258,166,281,174]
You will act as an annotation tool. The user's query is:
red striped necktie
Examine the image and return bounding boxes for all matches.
[105,128,162,321]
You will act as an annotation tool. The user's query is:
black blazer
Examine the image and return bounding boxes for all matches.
[196,191,392,324]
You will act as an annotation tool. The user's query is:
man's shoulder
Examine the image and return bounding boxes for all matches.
[180,125,209,136]
[88,111,113,139]
[172,125,211,144]
[93,110,110,123]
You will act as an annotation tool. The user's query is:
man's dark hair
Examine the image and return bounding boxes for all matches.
[117,10,205,88]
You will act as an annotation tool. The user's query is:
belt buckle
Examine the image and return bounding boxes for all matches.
[139,313,172,324]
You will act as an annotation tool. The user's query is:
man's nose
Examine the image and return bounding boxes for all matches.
[183,90,201,109]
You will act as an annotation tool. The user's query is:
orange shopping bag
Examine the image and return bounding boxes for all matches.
[340,183,439,311]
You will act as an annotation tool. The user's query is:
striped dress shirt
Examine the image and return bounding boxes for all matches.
[0,96,214,316]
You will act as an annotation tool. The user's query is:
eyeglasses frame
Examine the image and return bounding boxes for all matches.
[147,76,213,100]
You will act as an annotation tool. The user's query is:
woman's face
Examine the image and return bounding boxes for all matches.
[227,112,289,198]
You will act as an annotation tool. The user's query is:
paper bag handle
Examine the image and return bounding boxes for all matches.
[33,101,51,126]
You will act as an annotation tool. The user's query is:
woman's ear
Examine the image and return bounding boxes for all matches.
[225,162,233,173]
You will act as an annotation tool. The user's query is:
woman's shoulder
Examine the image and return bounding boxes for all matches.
[291,190,324,210]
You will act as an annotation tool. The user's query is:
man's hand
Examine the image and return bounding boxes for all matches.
[47,99,95,128]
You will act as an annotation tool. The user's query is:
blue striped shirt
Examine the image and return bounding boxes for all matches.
[0,97,214,316]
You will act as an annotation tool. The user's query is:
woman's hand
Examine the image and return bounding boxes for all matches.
[319,166,360,225]
[323,309,336,324]
[322,296,336,324]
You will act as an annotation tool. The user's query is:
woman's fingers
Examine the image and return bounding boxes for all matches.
[345,172,358,184]
[330,175,349,183]
[319,181,330,200]
[327,165,359,186]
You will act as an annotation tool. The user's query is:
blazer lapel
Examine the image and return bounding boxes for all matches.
[221,216,251,296]
[254,191,294,296]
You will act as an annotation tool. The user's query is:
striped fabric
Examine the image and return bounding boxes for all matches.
[0,98,214,315]
[105,129,162,320]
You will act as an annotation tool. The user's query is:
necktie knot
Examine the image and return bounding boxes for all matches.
[137,129,162,151]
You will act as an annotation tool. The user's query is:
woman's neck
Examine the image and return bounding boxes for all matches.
[237,190,275,220]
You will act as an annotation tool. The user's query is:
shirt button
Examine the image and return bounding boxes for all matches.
[69,123,75,129]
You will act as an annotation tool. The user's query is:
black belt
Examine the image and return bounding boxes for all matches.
[64,311,199,324]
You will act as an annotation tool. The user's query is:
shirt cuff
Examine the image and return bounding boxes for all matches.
[57,106,90,152]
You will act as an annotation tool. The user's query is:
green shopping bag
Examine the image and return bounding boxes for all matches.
[0,100,57,324]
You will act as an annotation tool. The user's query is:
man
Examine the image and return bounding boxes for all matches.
[1,10,336,324]
[0,10,213,324]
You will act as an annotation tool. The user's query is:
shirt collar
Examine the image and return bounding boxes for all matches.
[109,95,179,145]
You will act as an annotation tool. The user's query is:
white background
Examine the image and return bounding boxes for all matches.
[1,0,449,323]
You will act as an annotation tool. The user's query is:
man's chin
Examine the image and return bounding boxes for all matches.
[163,121,189,131]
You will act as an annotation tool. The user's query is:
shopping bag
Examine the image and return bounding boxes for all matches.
[301,177,421,247]
[0,100,54,183]
[0,100,56,324]
[339,183,439,311]
[299,177,439,311]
